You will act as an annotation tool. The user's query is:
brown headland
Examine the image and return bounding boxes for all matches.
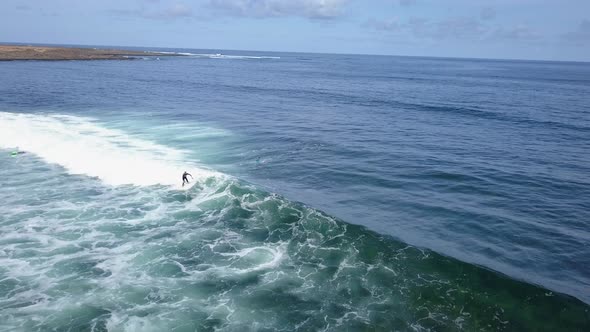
[0,45,178,61]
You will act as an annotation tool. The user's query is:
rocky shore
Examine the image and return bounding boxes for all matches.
[0,45,177,61]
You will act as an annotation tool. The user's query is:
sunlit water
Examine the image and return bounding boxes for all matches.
[1,49,589,331]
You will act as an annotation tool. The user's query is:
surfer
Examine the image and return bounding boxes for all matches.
[182,171,192,187]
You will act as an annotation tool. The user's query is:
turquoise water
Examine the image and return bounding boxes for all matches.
[0,50,589,331]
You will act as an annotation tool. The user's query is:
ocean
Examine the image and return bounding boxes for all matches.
[0,49,589,331]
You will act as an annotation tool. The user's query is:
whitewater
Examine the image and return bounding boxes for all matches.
[0,112,218,187]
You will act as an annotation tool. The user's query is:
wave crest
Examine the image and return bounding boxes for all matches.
[0,112,219,187]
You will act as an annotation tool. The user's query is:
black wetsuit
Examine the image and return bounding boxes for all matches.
[182,172,192,186]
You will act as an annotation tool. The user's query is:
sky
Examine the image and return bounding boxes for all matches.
[0,0,589,61]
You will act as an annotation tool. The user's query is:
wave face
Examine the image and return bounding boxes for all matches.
[1,113,589,331]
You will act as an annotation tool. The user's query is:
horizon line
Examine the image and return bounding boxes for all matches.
[1,40,588,64]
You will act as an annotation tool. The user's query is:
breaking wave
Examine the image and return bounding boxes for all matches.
[0,112,588,331]
[156,51,280,60]
[0,112,219,187]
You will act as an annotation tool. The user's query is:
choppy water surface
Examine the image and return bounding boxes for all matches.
[1,50,589,331]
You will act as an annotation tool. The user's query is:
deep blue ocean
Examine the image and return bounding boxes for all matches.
[1,48,589,331]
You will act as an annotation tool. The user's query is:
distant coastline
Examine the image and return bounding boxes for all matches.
[0,45,179,61]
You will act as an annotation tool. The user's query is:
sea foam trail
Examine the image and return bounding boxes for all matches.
[158,51,281,59]
[0,112,219,187]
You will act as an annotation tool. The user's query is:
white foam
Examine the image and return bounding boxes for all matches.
[208,54,281,60]
[0,112,220,187]
[218,244,286,274]
[172,52,280,60]
[149,51,280,59]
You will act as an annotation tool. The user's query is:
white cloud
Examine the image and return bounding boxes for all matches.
[16,4,31,11]
[110,2,193,20]
[480,7,496,20]
[364,18,401,31]
[207,0,348,19]
[491,24,540,41]
[366,17,485,40]
[144,3,193,19]
[563,19,590,44]
[366,16,542,43]
[432,17,485,39]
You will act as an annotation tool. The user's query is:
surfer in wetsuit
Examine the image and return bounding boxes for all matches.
[182,171,192,187]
